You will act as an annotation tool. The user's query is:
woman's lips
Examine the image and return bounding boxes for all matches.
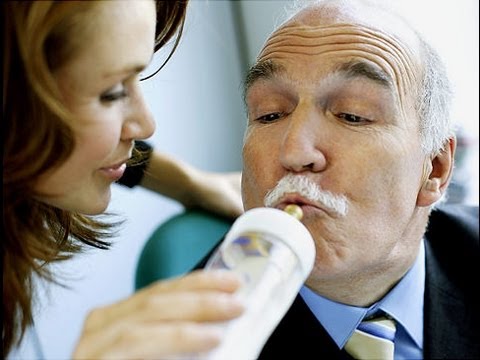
[100,162,127,181]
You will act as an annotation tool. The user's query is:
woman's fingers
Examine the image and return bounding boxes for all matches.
[75,321,224,359]
[73,270,245,359]
[145,270,243,293]
[132,291,245,322]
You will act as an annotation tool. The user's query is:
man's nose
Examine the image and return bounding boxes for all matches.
[279,107,327,173]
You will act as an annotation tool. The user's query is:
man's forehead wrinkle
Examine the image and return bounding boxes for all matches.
[258,23,420,101]
[261,24,416,67]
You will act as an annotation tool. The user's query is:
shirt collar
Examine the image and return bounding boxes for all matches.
[300,285,367,348]
[300,240,425,349]
[376,240,424,348]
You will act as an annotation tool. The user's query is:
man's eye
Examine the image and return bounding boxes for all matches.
[336,113,370,123]
[256,112,283,123]
[100,89,128,102]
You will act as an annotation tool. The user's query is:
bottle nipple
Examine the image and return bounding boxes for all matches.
[283,204,303,220]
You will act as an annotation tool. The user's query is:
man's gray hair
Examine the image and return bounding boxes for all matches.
[416,36,455,155]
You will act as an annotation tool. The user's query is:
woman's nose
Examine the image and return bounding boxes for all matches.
[121,85,155,141]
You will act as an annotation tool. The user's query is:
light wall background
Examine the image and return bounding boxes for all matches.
[15,1,477,359]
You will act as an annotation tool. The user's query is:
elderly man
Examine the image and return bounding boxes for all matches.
[241,0,479,359]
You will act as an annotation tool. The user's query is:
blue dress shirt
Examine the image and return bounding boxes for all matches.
[300,241,425,360]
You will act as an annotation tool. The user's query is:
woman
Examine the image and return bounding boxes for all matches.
[3,1,244,358]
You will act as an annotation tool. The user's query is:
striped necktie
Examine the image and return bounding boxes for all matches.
[344,316,397,360]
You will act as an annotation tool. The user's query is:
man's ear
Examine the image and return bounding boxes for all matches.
[417,137,456,207]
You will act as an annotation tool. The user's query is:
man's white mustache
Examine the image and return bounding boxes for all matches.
[264,174,349,217]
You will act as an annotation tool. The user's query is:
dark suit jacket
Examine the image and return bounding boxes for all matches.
[197,205,480,359]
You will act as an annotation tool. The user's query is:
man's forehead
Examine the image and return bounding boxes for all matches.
[250,1,422,100]
[290,0,365,26]
[274,1,421,55]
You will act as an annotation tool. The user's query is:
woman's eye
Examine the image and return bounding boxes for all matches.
[256,112,283,123]
[100,88,128,103]
[336,113,370,124]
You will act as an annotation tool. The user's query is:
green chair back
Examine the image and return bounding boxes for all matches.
[135,209,233,290]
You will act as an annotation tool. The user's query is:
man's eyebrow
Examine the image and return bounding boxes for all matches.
[242,59,392,101]
[335,61,392,87]
[243,60,285,97]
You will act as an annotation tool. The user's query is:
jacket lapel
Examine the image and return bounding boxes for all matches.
[259,295,354,359]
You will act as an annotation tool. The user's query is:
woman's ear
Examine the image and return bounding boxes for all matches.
[417,137,456,207]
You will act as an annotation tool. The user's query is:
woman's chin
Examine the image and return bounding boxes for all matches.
[71,189,112,215]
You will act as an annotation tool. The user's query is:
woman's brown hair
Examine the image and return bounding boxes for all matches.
[2,0,188,355]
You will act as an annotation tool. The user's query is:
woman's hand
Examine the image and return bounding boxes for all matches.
[140,151,244,220]
[72,270,244,359]
[187,170,243,219]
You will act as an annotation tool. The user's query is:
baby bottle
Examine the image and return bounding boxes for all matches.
[202,205,315,360]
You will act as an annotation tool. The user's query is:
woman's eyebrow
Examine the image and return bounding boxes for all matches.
[103,63,148,79]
